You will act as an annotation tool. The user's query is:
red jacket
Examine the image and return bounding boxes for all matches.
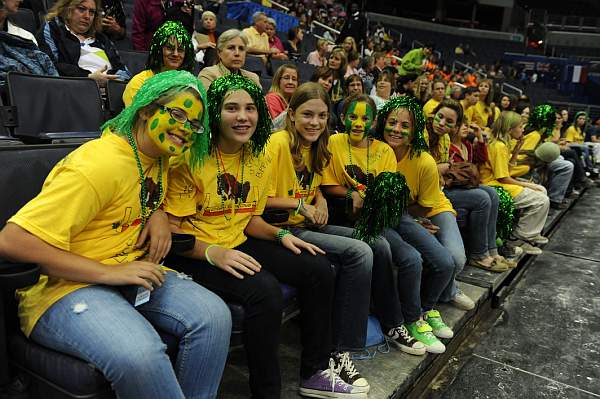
[448,140,488,165]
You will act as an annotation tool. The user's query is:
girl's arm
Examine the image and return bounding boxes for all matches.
[497,176,543,191]
[245,216,325,255]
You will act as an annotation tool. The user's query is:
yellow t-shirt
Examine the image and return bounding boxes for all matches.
[266,130,322,226]
[565,126,584,143]
[242,26,269,53]
[122,70,155,107]
[479,140,524,198]
[461,101,475,126]
[321,133,396,191]
[510,130,541,177]
[397,150,455,218]
[164,147,273,248]
[10,133,168,337]
[423,98,440,118]
[472,101,499,130]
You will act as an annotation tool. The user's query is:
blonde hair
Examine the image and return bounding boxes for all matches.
[202,11,216,21]
[47,0,102,36]
[491,110,522,149]
[269,63,298,101]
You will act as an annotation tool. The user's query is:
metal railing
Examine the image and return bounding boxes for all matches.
[270,0,289,12]
[451,60,487,79]
[501,82,523,98]
[310,20,340,36]
[547,101,600,120]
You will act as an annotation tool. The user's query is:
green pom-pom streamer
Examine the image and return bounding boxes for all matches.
[147,21,195,73]
[101,70,210,170]
[493,186,517,241]
[352,171,410,244]
[527,104,556,139]
[206,73,272,157]
[374,95,428,158]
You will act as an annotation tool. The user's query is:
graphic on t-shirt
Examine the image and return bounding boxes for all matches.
[201,174,257,217]
[345,164,373,191]
[294,166,315,198]
[112,176,161,233]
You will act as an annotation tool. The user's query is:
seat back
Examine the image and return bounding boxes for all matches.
[243,55,266,76]
[297,62,316,84]
[269,58,292,77]
[9,9,36,35]
[106,80,127,118]
[119,50,148,76]
[7,73,103,141]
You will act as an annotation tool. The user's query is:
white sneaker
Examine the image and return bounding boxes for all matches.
[451,290,475,311]
[530,235,549,245]
[520,242,543,255]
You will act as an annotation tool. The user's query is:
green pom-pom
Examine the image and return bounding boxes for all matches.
[527,104,556,138]
[352,171,410,244]
[493,186,517,241]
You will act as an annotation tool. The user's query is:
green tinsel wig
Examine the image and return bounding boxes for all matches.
[493,186,516,241]
[526,104,556,139]
[101,70,210,170]
[146,21,195,73]
[374,96,428,158]
[207,73,272,156]
[352,171,410,244]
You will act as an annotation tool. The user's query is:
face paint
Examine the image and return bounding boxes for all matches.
[383,108,412,148]
[433,108,457,136]
[344,101,374,144]
[147,91,203,156]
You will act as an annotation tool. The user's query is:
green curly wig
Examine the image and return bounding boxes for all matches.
[374,96,428,158]
[147,21,195,73]
[206,73,272,156]
[526,104,556,138]
[101,70,210,170]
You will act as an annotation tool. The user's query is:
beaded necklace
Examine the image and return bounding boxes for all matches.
[215,146,245,221]
[127,132,163,232]
[347,136,370,191]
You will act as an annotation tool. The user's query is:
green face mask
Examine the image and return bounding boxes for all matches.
[344,101,374,143]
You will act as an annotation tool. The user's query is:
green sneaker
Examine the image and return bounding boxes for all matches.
[405,320,446,354]
[423,309,454,339]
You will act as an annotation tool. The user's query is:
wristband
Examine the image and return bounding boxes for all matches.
[204,244,220,265]
[345,188,354,202]
[293,197,304,216]
[276,228,292,243]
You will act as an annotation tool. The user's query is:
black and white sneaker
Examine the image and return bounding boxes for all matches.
[385,325,426,355]
[331,351,370,393]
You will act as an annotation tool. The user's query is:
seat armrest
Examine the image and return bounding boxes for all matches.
[0,260,40,290]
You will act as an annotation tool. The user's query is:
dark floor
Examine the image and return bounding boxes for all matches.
[429,188,600,399]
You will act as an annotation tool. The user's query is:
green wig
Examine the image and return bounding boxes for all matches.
[375,96,428,158]
[207,73,272,156]
[147,21,195,73]
[526,104,556,138]
[101,70,210,170]
[352,171,410,244]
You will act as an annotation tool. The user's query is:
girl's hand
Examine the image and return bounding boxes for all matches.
[206,246,262,280]
[280,234,326,256]
[136,210,172,264]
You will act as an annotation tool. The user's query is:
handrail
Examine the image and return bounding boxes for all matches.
[501,82,523,97]
[310,20,341,35]
[452,60,488,79]
[312,33,336,45]
[270,0,289,12]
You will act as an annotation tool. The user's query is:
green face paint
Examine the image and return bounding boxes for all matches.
[345,101,374,143]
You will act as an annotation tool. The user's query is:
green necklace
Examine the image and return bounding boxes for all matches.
[215,146,245,222]
[347,136,370,191]
[127,132,163,232]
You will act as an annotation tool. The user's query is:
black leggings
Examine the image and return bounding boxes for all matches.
[167,237,335,399]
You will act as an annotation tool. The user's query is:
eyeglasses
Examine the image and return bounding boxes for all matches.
[74,5,97,16]
[160,106,204,134]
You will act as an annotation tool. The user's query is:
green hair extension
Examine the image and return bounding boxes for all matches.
[352,171,410,244]
[206,73,272,156]
[493,186,516,241]
[101,70,210,170]
[147,21,195,73]
[526,104,556,138]
[374,96,428,158]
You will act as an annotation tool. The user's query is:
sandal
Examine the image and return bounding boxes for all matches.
[496,255,517,269]
[468,258,509,273]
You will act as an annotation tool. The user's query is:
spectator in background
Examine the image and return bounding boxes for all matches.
[192,10,219,66]
[337,2,365,48]
[242,11,281,62]
[327,47,347,103]
[449,84,462,101]
[413,74,432,105]
[370,51,386,89]
[123,21,194,106]
[498,94,516,112]
[265,63,298,119]
[341,36,357,55]
[284,26,303,62]
[132,0,164,50]
[344,50,360,78]
[1,0,37,43]
[306,38,328,67]
[396,73,417,97]
[454,43,464,56]
[39,0,131,85]
[265,17,287,60]
[423,79,446,118]
[460,86,480,126]
[399,43,433,77]
[100,0,126,42]
[371,69,394,110]
[198,29,260,90]
[310,65,334,95]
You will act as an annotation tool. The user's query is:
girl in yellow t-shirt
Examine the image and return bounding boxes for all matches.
[481,111,550,255]
[322,94,444,355]
[473,78,499,132]
[565,111,598,172]
[376,96,465,345]
[427,99,511,273]
[0,71,231,398]
[163,74,357,398]
[265,83,374,390]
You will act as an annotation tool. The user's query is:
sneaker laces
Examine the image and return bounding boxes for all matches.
[336,352,360,379]
[327,358,344,392]
[395,325,415,344]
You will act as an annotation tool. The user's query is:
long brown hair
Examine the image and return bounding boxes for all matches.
[284,82,332,175]
[427,99,464,162]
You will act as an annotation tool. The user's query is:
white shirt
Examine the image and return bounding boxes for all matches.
[7,20,37,45]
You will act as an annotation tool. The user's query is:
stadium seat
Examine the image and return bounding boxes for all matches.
[118,50,148,76]
[9,8,36,35]
[106,80,127,118]
[297,62,316,83]
[269,58,292,77]
[6,73,103,142]
[244,55,266,76]
[259,76,272,94]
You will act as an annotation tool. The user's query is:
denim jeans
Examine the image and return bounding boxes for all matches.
[289,224,372,351]
[30,271,231,399]
[547,156,574,203]
[444,185,499,258]
[569,143,593,170]
[395,214,456,309]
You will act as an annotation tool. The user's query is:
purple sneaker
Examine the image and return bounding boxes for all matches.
[299,360,367,398]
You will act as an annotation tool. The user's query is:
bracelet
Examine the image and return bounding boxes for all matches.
[293,197,304,216]
[345,188,354,202]
[204,244,220,266]
[276,228,292,243]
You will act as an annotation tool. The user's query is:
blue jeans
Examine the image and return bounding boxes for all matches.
[395,214,456,309]
[31,272,231,399]
[290,224,372,351]
[444,185,499,258]
[547,156,574,203]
